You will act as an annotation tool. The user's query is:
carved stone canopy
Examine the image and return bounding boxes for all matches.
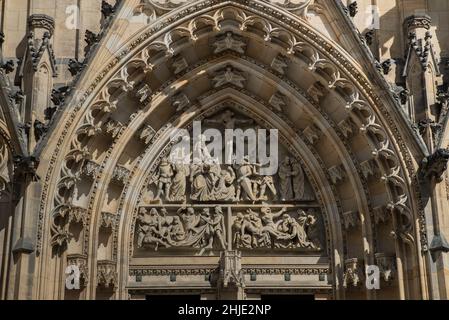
[28,14,55,35]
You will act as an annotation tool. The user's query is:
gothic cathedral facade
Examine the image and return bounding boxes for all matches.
[1,0,449,300]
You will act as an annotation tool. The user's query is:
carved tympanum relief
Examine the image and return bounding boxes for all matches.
[134,108,324,256]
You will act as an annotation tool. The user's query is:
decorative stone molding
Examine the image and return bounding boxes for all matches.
[328,165,345,185]
[138,124,156,145]
[172,55,189,74]
[171,92,190,112]
[100,212,116,230]
[404,14,432,32]
[111,165,130,186]
[219,251,245,289]
[28,14,55,34]
[342,211,360,230]
[307,81,327,103]
[338,118,355,139]
[373,206,389,224]
[213,32,246,54]
[302,125,321,144]
[40,0,420,264]
[97,260,117,289]
[343,258,363,288]
[269,91,288,112]
[375,253,396,283]
[271,54,289,74]
[212,66,246,88]
[67,254,89,287]
[360,159,376,179]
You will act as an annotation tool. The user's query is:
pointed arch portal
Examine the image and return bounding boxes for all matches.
[31,0,429,300]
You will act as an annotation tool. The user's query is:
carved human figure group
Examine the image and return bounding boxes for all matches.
[137,206,227,255]
[233,206,321,250]
[136,205,321,254]
[152,155,307,203]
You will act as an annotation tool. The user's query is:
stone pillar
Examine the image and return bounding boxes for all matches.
[217,251,246,300]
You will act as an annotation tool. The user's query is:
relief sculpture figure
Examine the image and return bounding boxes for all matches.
[279,156,306,201]
[232,205,321,251]
[154,158,174,200]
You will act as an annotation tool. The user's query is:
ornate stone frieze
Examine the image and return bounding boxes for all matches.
[41,0,420,261]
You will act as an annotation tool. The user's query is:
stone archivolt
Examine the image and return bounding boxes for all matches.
[30,0,425,299]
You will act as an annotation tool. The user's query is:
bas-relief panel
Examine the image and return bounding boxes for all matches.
[134,108,326,257]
